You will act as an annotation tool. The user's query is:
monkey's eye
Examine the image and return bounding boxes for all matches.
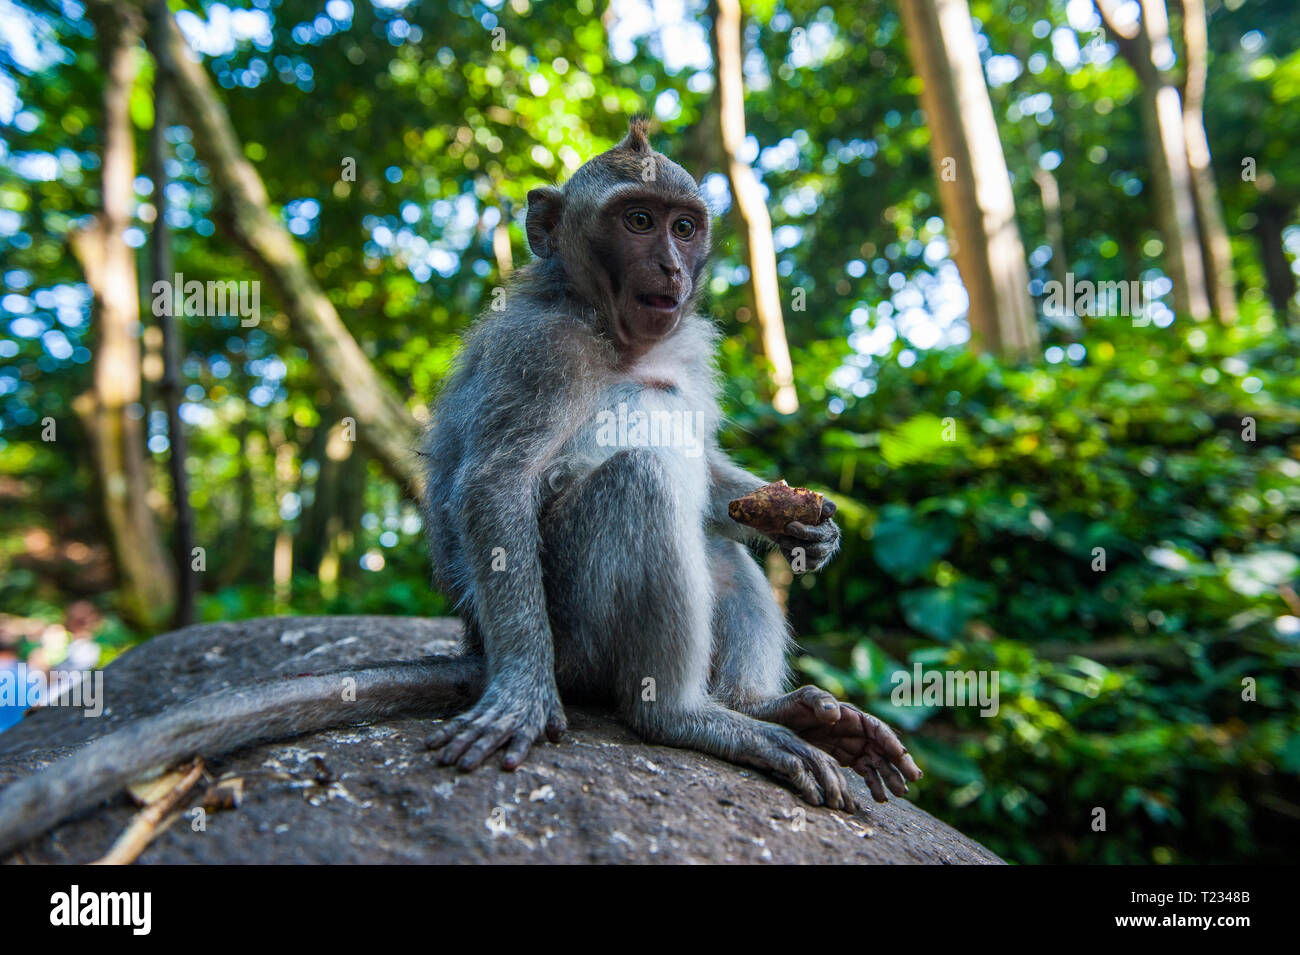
[671,217,696,239]
[624,209,653,233]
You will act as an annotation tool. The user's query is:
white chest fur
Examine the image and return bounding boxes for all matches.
[556,334,718,514]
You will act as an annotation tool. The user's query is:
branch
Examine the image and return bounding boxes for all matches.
[147,6,426,499]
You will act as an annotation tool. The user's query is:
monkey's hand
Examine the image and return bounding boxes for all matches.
[746,686,922,803]
[770,499,840,572]
[425,679,566,772]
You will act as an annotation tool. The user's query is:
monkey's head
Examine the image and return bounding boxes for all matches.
[525,117,711,352]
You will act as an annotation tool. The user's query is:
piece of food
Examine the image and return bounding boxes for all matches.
[728,480,826,535]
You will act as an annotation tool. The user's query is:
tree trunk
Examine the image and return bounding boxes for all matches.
[899,0,1039,356]
[148,8,425,500]
[72,0,176,632]
[710,0,800,413]
[1018,113,1072,325]
[270,424,295,611]
[294,411,335,576]
[1095,0,1211,320]
[1254,202,1295,327]
[1033,167,1070,298]
[146,0,196,627]
[1179,0,1237,322]
[214,407,255,587]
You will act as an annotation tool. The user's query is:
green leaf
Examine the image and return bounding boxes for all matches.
[899,582,991,642]
[871,506,957,582]
[879,413,965,467]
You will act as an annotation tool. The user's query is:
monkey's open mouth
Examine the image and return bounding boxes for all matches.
[637,293,679,311]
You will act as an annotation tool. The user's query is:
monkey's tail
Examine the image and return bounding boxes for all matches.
[0,655,483,858]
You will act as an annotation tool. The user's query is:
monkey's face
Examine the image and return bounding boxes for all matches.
[600,193,708,348]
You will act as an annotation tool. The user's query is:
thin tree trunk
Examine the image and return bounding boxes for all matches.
[294,409,336,576]
[491,194,514,278]
[1019,116,1071,323]
[1033,168,1070,295]
[710,0,799,413]
[1179,0,1237,322]
[1095,0,1211,319]
[1254,202,1295,328]
[336,450,367,586]
[270,424,295,611]
[899,0,1039,356]
[147,0,195,627]
[318,419,358,600]
[214,407,255,587]
[149,9,425,499]
[72,0,175,632]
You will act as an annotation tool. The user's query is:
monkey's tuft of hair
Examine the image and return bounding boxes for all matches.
[619,115,652,153]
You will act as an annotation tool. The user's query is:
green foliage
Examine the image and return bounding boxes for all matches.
[744,314,1300,864]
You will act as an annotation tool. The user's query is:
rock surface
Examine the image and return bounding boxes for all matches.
[0,616,1002,864]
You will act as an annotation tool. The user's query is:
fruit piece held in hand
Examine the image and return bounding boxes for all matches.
[728,480,826,536]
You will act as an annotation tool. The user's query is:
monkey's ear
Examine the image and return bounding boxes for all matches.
[525,186,564,258]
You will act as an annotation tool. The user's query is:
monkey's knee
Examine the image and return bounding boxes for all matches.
[710,538,779,610]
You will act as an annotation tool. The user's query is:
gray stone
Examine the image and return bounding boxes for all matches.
[0,616,1001,864]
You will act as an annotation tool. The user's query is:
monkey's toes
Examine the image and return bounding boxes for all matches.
[791,685,843,725]
[751,685,843,729]
[763,727,856,813]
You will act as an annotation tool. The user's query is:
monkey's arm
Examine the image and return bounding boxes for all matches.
[424,455,567,771]
[706,451,841,571]
[0,656,483,858]
[706,452,769,545]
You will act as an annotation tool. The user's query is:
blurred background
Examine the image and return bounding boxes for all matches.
[0,0,1297,864]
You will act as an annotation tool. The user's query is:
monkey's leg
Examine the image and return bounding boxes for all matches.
[0,655,483,858]
[707,540,923,802]
[543,449,854,810]
[707,537,792,708]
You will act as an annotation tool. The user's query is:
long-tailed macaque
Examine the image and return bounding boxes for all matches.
[0,118,918,858]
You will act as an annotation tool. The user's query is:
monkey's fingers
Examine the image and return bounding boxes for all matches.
[427,704,504,765]
[836,703,923,781]
[810,757,852,812]
[783,520,838,542]
[819,499,837,521]
[456,714,524,771]
[424,711,476,751]
[752,685,842,730]
[779,732,854,812]
[748,728,828,808]
[857,762,890,803]
[501,707,568,766]
[501,732,537,770]
[774,754,825,808]
[868,724,923,783]
[545,711,567,743]
[855,752,912,800]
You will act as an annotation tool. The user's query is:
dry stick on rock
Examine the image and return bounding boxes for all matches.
[91,758,205,865]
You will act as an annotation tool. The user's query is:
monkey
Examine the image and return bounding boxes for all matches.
[0,118,919,858]
[419,117,921,810]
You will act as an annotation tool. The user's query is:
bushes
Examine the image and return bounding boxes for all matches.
[729,315,1299,863]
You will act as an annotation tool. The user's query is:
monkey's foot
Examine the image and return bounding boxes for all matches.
[634,705,858,812]
[425,690,566,772]
[744,686,923,803]
[739,720,860,812]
